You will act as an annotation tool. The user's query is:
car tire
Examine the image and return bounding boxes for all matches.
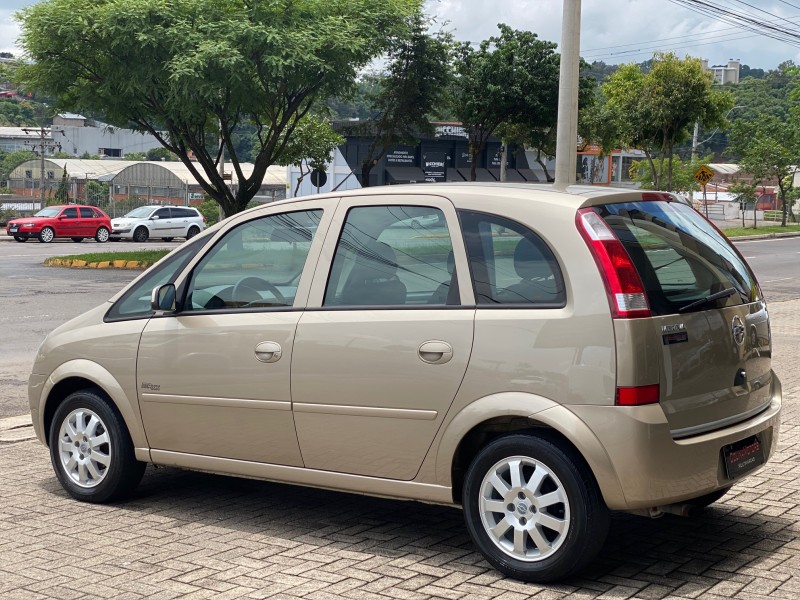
[14,235,27,242]
[132,226,149,243]
[48,389,146,503]
[463,433,609,583]
[39,227,55,243]
[71,237,84,243]
[95,227,110,243]
[186,226,200,239]
[161,237,174,242]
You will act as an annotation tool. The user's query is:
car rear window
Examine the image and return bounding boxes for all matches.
[597,201,759,315]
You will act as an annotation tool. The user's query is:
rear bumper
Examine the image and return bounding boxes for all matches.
[570,372,782,510]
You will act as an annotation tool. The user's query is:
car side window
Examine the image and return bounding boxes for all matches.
[323,205,457,307]
[63,207,78,219]
[154,207,171,219]
[79,207,94,218]
[459,210,566,306]
[106,235,210,321]
[185,209,322,311]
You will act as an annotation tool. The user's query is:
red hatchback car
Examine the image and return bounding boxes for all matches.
[6,205,112,243]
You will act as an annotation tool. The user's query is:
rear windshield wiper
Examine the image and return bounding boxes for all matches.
[678,287,737,313]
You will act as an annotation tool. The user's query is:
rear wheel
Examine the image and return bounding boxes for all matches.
[463,433,609,582]
[186,226,200,239]
[132,226,149,243]
[48,389,145,503]
[71,237,84,243]
[95,227,110,243]
[14,235,27,242]
[39,227,55,243]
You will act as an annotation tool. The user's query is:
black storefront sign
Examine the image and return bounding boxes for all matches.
[385,146,417,166]
[422,152,447,182]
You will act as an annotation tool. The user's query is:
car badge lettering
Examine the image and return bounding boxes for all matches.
[140,382,161,391]
[731,315,745,346]
[661,323,685,334]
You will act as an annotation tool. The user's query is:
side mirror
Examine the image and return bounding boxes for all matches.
[151,284,176,312]
[150,215,159,220]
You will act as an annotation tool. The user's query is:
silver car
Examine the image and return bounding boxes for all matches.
[29,184,781,582]
[110,205,205,242]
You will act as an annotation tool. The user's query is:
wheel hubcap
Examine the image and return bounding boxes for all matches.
[479,456,570,562]
[57,408,111,488]
[42,229,53,242]
[97,229,109,241]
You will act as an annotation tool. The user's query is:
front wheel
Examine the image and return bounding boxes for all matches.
[39,227,55,243]
[48,389,145,503]
[95,227,110,243]
[132,226,149,243]
[463,433,609,582]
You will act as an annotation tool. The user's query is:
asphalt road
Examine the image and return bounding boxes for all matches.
[0,233,798,419]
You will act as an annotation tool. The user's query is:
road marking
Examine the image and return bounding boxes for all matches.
[763,277,794,283]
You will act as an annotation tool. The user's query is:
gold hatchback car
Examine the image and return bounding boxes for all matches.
[29,184,781,582]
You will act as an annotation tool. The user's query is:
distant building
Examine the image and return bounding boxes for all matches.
[0,114,164,158]
[702,58,741,85]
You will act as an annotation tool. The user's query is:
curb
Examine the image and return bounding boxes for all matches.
[44,257,153,269]
[728,231,800,242]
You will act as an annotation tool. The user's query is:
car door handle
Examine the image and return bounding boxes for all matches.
[418,340,453,364]
[254,341,282,363]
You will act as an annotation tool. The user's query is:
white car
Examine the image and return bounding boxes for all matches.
[111,205,205,242]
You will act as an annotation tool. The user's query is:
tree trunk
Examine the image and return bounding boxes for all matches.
[666,142,674,192]
[361,161,375,188]
[779,181,787,227]
[536,153,552,182]
[645,151,659,189]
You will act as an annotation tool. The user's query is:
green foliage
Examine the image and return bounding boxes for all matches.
[85,181,109,206]
[124,152,146,161]
[197,198,221,226]
[145,146,176,161]
[0,99,43,126]
[17,0,420,217]
[451,24,561,180]
[630,153,712,193]
[601,53,733,191]
[353,13,453,186]
[0,149,36,181]
[277,114,344,195]
[327,75,383,121]
[80,151,100,160]
[729,113,800,226]
[54,165,69,203]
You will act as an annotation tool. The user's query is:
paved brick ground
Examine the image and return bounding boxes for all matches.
[1,299,798,599]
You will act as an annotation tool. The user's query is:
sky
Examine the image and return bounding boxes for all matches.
[2,0,799,71]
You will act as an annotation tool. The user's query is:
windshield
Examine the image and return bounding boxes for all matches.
[123,207,156,219]
[598,201,759,315]
[34,207,61,218]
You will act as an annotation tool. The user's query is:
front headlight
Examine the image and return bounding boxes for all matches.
[22,223,36,228]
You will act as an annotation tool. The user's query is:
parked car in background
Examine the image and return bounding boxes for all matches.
[29,184,781,582]
[6,205,111,243]
[110,205,205,242]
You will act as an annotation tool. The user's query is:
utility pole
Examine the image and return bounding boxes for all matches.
[690,121,699,164]
[22,127,61,204]
[554,0,581,191]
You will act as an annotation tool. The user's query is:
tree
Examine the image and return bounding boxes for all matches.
[54,164,69,203]
[728,180,758,228]
[729,114,800,227]
[0,150,36,182]
[630,153,711,195]
[601,53,733,191]
[17,0,419,216]
[355,14,452,187]
[145,147,176,162]
[450,25,561,181]
[277,114,344,196]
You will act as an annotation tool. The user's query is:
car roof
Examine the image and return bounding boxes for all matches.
[277,182,672,211]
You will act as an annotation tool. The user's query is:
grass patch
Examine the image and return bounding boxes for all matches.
[723,224,800,238]
[53,250,170,263]
[45,249,170,269]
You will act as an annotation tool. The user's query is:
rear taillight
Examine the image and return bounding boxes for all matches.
[616,384,660,406]
[576,208,650,319]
